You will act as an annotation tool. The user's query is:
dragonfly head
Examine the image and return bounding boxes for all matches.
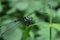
[23,16,35,26]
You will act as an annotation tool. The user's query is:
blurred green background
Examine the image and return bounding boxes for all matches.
[0,0,60,40]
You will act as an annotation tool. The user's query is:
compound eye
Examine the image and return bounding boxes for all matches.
[29,18,32,21]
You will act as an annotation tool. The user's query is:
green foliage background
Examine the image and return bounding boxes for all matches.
[0,0,60,40]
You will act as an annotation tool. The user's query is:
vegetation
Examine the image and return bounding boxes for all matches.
[0,0,60,40]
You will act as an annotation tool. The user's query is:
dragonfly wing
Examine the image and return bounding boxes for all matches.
[2,21,23,40]
[1,21,20,36]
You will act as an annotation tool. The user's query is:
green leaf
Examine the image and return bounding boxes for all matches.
[22,24,35,40]
[0,3,3,12]
[15,2,29,11]
[29,31,34,40]
[52,23,60,31]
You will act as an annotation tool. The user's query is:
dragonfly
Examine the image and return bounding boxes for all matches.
[0,16,34,40]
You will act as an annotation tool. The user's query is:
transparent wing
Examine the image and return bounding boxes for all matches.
[0,21,20,37]
[0,18,18,34]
